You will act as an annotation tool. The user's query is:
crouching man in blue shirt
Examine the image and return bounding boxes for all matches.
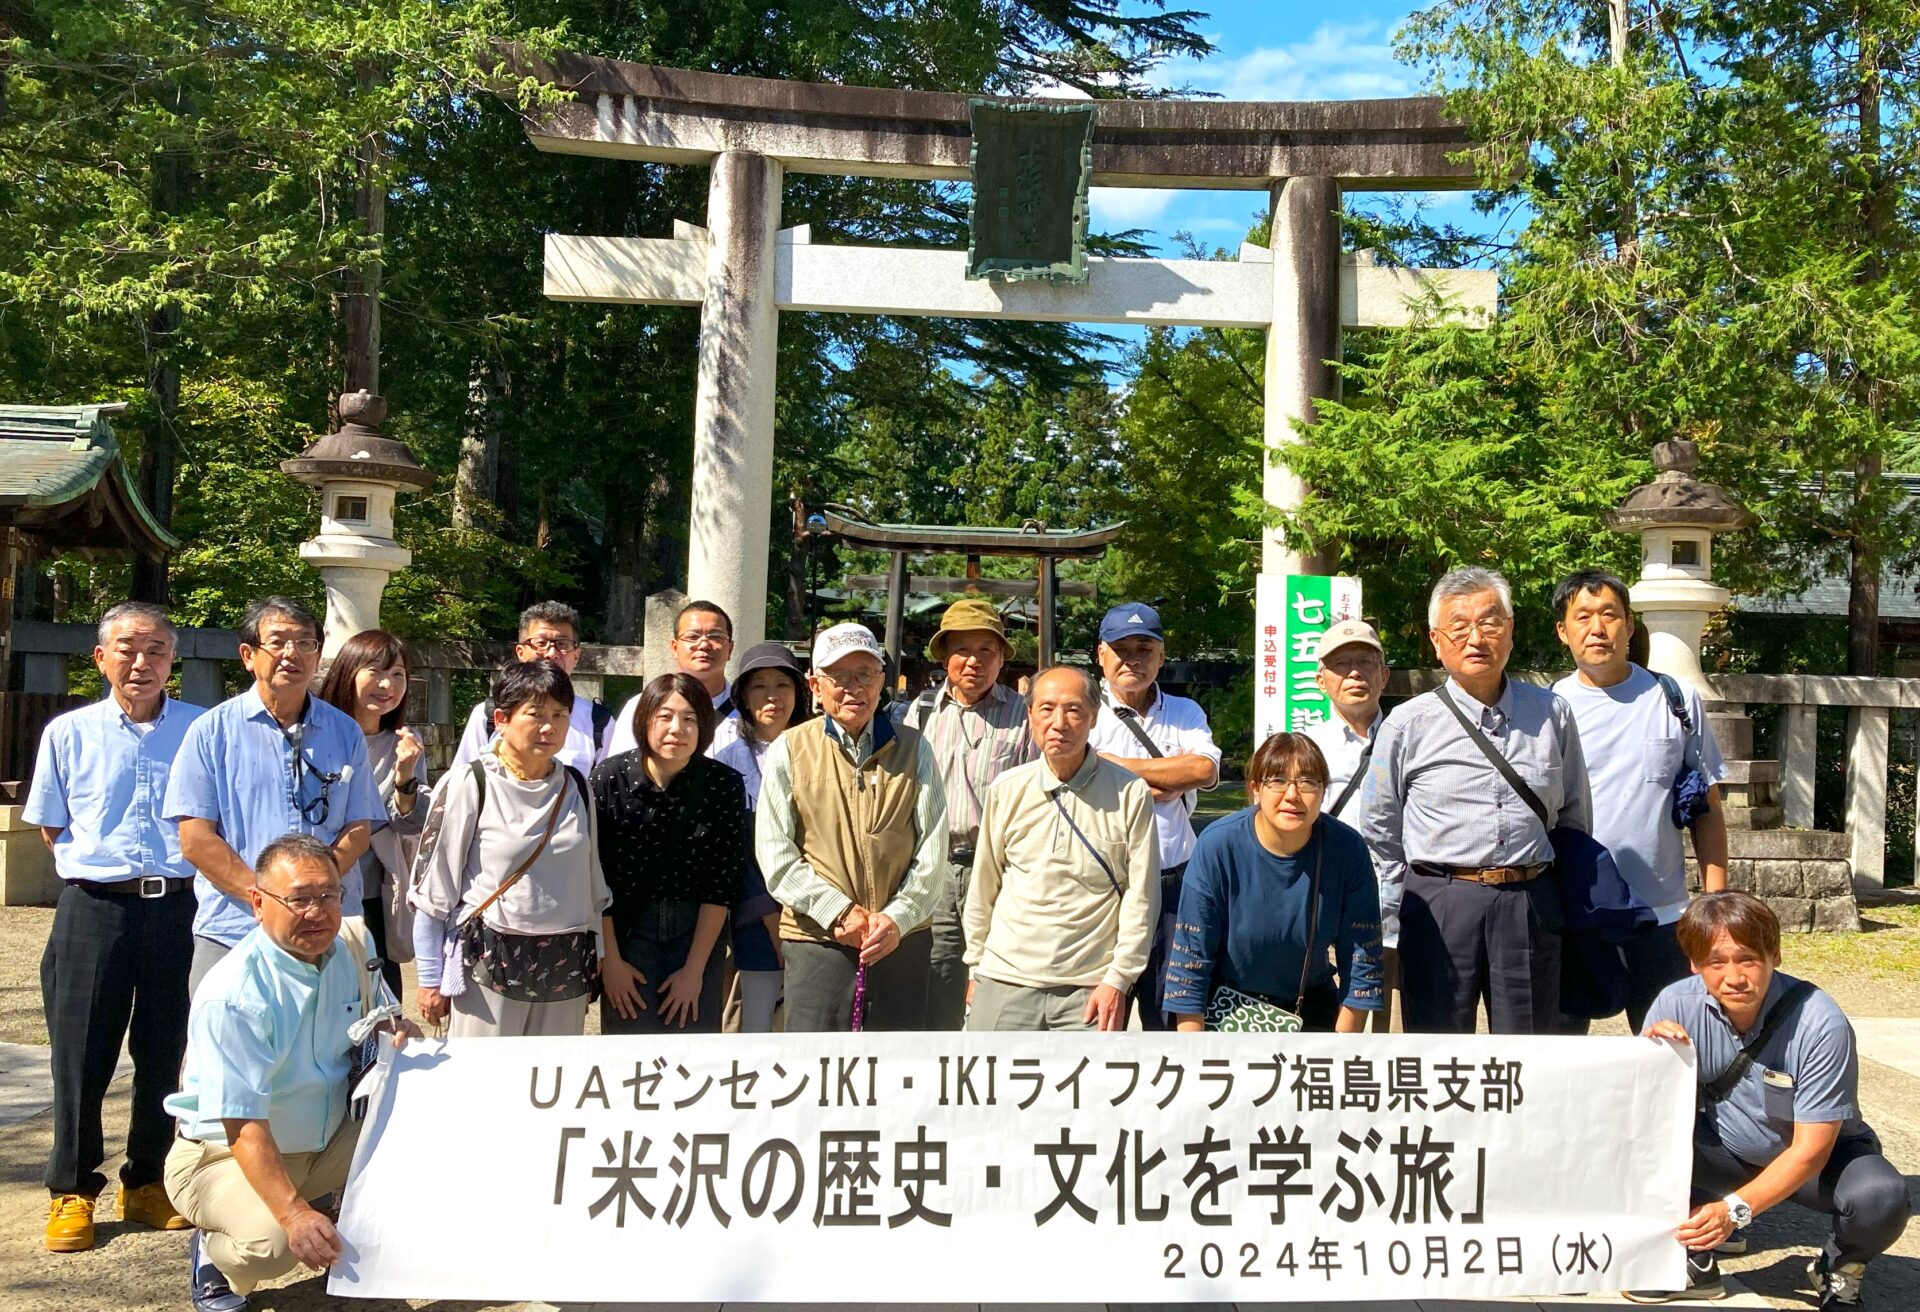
[163,834,416,1312]
[1628,892,1910,1308]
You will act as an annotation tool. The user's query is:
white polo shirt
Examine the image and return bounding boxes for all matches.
[1303,709,1384,821]
[1086,683,1221,872]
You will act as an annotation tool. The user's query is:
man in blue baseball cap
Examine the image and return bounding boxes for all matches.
[1084,602,1221,1030]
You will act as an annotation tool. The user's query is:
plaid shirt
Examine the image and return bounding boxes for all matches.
[895,681,1034,857]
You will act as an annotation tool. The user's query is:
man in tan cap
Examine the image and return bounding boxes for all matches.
[895,598,1034,1029]
[1302,618,1395,1029]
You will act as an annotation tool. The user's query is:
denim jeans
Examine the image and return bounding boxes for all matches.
[601,898,728,1035]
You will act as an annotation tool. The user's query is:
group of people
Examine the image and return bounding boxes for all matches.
[21,570,1909,1309]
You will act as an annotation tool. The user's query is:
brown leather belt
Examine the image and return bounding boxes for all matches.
[1441,863,1548,886]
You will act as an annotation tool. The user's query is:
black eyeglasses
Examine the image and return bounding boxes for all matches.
[257,887,343,916]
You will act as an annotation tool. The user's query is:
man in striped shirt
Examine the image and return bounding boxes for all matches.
[895,600,1035,1029]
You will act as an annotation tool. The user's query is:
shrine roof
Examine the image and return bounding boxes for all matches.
[0,404,177,558]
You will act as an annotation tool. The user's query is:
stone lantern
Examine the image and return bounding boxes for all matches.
[280,391,434,655]
[1605,439,1752,696]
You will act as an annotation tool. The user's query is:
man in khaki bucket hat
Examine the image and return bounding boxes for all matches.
[894,598,1035,1028]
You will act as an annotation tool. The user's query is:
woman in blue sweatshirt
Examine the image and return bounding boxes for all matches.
[1165,733,1384,1032]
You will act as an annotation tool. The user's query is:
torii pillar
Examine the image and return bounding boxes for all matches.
[516,54,1487,653]
[688,152,782,651]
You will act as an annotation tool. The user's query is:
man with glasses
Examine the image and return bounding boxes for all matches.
[1302,619,1397,1030]
[27,602,206,1251]
[165,833,416,1312]
[608,599,741,758]
[1359,567,1591,1034]
[1084,602,1221,1030]
[165,597,381,993]
[756,623,948,1031]
[448,600,615,775]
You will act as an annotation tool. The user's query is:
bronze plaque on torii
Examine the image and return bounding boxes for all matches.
[966,99,1094,284]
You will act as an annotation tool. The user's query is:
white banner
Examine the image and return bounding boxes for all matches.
[330,1033,1693,1304]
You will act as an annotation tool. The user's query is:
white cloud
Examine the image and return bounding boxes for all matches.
[1088,186,1176,226]
[1160,21,1418,103]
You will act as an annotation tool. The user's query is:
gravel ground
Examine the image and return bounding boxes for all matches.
[0,903,1911,1309]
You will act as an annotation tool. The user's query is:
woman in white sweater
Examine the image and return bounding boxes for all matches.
[410,661,612,1037]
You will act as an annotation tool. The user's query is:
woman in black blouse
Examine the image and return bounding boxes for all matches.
[592,673,749,1033]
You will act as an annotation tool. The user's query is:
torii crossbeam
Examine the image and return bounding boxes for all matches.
[514,51,1495,654]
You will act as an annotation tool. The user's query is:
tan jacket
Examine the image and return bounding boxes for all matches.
[778,717,930,945]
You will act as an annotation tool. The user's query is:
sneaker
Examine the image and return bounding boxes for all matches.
[189,1229,248,1312]
[1810,1253,1866,1308]
[1623,1251,1729,1303]
[1714,1225,1749,1255]
[44,1193,96,1253]
[118,1180,190,1230]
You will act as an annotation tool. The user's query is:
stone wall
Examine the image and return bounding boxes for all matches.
[1687,846,1860,933]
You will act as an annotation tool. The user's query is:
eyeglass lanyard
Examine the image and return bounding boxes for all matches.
[279,705,341,828]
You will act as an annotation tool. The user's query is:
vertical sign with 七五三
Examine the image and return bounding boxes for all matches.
[1255,574,1363,746]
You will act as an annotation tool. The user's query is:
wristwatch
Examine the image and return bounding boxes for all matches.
[396,777,421,795]
[1723,1193,1753,1228]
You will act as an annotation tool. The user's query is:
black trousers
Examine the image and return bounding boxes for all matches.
[1691,1127,1911,1266]
[783,931,933,1032]
[41,880,194,1196]
[1129,864,1186,1032]
[601,899,729,1035]
[1400,868,1561,1034]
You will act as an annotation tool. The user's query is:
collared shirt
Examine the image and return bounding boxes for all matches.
[1302,708,1385,821]
[165,926,362,1152]
[450,692,616,778]
[163,687,383,946]
[24,694,205,882]
[755,712,948,935]
[1643,971,1870,1164]
[1360,677,1590,948]
[1553,666,1727,923]
[608,684,741,760]
[962,750,1159,992]
[591,751,747,932]
[1085,683,1221,871]
[892,681,1034,855]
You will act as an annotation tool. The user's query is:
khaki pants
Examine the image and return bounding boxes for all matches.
[164,1119,359,1293]
[966,977,1096,1032]
[1365,947,1400,1033]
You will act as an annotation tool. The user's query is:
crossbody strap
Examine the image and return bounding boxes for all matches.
[1436,686,1552,830]
[459,771,571,928]
[1704,980,1816,1104]
[1110,704,1165,758]
[1328,736,1376,817]
[1049,787,1123,897]
[1654,671,1695,736]
[1291,826,1326,1015]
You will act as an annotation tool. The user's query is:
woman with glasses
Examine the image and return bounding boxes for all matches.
[318,629,428,998]
[410,661,611,1037]
[1163,733,1384,1033]
[593,673,749,1034]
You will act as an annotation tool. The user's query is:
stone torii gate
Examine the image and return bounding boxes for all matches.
[516,53,1497,653]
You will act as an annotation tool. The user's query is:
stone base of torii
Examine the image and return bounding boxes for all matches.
[512,52,1497,656]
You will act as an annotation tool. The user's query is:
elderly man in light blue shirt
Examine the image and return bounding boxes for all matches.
[163,596,381,992]
[25,601,206,1251]
[165,833,413,1312]
[1361,567,1591,1036]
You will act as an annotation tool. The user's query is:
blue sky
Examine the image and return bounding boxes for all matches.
[1080,2,1486,254]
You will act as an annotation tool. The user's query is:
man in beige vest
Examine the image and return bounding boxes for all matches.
[756,623,948,1030]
